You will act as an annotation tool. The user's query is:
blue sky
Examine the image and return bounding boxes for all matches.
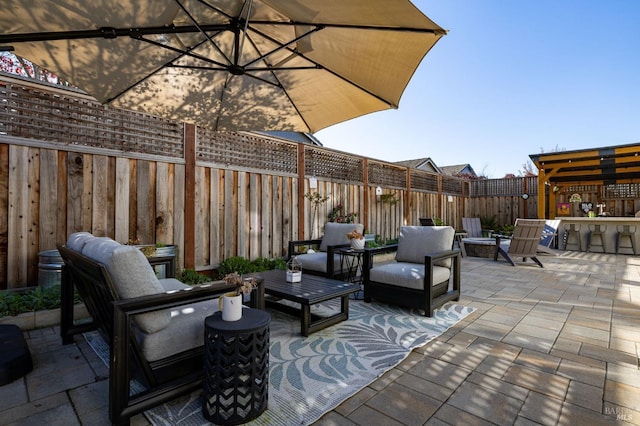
[316,0,640,178]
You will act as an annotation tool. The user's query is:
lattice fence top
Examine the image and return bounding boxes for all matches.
[410,169,439,193]
[604,183,640,199]
[0,77,184,158]
[368,161,407,189]
[470,176,538,197]
[304,147,363,183]
[441,175,465,196]
[197,129,298,175]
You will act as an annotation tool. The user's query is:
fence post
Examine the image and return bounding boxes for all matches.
[405,168,411,226]
[184,123,196,269]
[363,158,369,231]
[297,143,306,239]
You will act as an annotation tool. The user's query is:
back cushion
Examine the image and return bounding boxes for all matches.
[395,226,455,267]
[319,222,364,252]
[81,239,170,333]
[66,232,95,252]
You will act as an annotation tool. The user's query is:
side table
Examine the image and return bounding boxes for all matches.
[336,248,364,299]
[337,248,364,283]
[203,309,270,425]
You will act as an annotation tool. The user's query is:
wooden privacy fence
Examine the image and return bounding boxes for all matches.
[0,75,472,289]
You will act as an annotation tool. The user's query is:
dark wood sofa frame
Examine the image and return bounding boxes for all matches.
[362,245,461,316]
[58,244,264,425]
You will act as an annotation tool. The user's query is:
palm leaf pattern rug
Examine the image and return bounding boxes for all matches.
[139,301,474,425]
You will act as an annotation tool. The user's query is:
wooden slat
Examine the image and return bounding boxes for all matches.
[249,173,260,260]
[82,154,93,232]
[66,153,84,234]
[284,178,299,257]
[91,155,109,237]
[114,158,130,243]
[56,151,68,245]
[7,145,29,287]
[237,172,248,258]
[261,175,272,257]
[0,145,9,288]
[208,168,220,268]
[155,162,174,245]
[27,148,40,286]
[173,163,185,272]
[38,149,58,250]
[223,169,235,260]
[194,166,208,266]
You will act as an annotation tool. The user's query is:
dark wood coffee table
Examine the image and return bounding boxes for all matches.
[257,270,360,336]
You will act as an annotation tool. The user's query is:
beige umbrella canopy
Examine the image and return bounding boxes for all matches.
[0,0,446,132]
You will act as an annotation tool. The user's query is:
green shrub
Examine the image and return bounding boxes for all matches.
[177,269,211,286]
[0,285,80,317]
[215,256,287,279]
[216,256,256,277]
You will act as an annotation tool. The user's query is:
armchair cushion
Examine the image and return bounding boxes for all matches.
[396,226,455,267]
[319,222,364,252]
[294,251,340,274]
[369,262,451,290]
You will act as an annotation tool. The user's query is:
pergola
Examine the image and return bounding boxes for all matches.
[530,142,640,218]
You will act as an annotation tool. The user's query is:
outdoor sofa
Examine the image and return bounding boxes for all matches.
[58,232,263,425]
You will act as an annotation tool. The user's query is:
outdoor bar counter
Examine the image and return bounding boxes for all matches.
[558,217,640,254]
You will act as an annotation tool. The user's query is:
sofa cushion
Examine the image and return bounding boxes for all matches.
[369,262,451,290]
[66,232,95,252]
[80,237,121,261]
[136,298,219,362]
[395,226,455,268]
[159,278,191,292]
[81,239,171,334]
[319,222,364,252]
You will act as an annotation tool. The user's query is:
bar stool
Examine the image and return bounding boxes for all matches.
[587,224,606,253]
[563,224,582,251]
[616,225,637,255]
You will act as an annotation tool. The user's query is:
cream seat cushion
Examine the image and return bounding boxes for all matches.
[369,262,451,289]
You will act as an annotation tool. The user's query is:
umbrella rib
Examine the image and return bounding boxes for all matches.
[246,20,447,35]
[245,24,400,108]
[242,25,322,69]
[172,0,232,66]
[105,37,213,103]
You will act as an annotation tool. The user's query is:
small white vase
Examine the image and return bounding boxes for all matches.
[351,238,365,250]
[218,292,243,321]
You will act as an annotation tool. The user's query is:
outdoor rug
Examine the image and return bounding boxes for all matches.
[86,300,474,425]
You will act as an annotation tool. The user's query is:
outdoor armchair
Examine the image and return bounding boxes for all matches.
[362,226,461,317]
[288,222,364,279]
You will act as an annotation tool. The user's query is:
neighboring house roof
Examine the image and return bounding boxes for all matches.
[440,164,477,178]
[256,131,323,146]
[393,157,442,174]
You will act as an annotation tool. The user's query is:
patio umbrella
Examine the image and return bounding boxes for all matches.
[0,0,446,132]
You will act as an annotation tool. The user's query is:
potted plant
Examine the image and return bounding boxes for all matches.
[347,229,365,250]
[218,272,257,321]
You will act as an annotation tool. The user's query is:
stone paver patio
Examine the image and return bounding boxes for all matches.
[1,251,638,425]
